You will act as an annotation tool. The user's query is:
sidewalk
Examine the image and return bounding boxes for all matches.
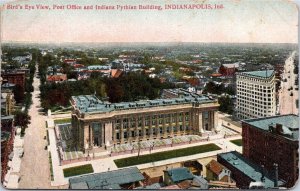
[48,128,68,187]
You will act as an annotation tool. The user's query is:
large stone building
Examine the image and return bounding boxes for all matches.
[71,92,219,152]
[236,70,276,119]
[242,114,299,188]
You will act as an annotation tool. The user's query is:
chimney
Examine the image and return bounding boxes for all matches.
[275,123,283,134]
[268,123,274,132]
[261,165,265,182]
[274,163,278,188]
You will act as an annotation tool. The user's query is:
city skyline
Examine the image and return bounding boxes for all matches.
[1,0,298,44]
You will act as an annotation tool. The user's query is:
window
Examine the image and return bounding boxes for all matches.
[203,111,209,119]
[159,119,163,124]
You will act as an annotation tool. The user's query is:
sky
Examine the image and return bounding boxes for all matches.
[0,0,298,43]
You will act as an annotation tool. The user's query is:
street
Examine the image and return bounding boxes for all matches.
[18,65,51,189]
[278,51,298,115]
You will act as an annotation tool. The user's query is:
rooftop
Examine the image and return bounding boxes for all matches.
[206,159,228,176]
[239,70,274,78]
[1,131,11,141]
[72,92,216,114]
[222,63,240,68]
[218,151,285,188]
[164,167,195,183]
[243,114,299,141]
[87,65,111,70]
[69,167,144,189]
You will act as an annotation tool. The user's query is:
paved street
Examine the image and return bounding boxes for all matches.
[18,65,51,189]
[279,51,298,115]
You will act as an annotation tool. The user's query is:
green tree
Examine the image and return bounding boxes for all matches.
[218,96,234,114]
[14,110,31,128]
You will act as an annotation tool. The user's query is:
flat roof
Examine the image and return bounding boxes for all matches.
[72,92,216,114]
[243,115,299,141]
[69,167,144,189]
[239,70,274,78]
[218,151,285,188]
[1,131,11,141]
[1,115,14,120]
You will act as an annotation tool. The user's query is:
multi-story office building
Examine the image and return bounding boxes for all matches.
[242,114,299,188]
[236,70,276,119]
[70,92,219,152]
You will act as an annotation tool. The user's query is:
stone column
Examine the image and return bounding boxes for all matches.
[214,111,219,132]
[105,122,113,147]
[162,114,167,137]
[198,111,204,133]
[170,114,174,136]
[128,117,132,140]
[120,118,124,143]
[183,112,186,134]
[89,125,93,147]
[210,111,215,131]
[142,116,146,139]
[149,114,153,139]
[84,123,90,150]
[176,113,179,133]
[101,124,105,147]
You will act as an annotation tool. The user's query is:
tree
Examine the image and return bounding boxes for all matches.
[218,96,234,114]
[13,84,25,103]
[14,110,31,128]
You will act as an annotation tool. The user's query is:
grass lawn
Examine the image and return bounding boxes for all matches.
[54,118,71,125]
[63,164,94,177]
[114,143,221,168]
[230,139,243,146]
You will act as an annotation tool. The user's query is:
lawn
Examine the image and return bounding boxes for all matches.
[114,143,221,168]
[63,164,94,177]
[230,139,243,146]
[49,152,54,181]
[54,118,71,125]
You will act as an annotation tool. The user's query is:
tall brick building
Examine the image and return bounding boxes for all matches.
[242,115,299,188]
[1,71,26,90]
[1,71,26,102]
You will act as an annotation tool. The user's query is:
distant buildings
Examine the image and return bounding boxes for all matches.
[219,63,239,77]
[47,74,67,83]
[236,70,276,119]
[242,114,299,188]
[70,92,219,152]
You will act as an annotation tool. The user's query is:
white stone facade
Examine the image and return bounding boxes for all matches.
[236,71,276,119]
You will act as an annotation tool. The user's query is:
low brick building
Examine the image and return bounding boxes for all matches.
[217,151,285,189]
[1,116,15,183]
